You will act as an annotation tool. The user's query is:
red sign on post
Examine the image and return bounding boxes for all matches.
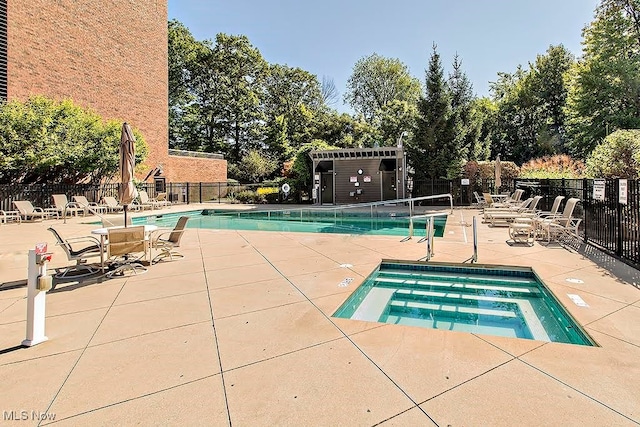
[35,242,48,255]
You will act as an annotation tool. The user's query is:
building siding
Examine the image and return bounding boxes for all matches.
[6,0,225,182]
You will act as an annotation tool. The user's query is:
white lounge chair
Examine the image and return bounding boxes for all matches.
[52,194,84,217]
[13,200,58,221]
[73,195,108,215]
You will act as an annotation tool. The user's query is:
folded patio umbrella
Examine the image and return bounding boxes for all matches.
[119,122,138,227]
[495,154,502,191]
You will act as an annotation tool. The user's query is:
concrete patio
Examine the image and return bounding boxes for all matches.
[1,204,639,426]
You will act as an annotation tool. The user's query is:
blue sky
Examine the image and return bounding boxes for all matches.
[168,0,600,112]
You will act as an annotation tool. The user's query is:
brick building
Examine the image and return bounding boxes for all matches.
[1,0,226,184]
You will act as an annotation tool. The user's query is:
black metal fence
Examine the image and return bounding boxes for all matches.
[2,178,638,269]
[513,178,639,269]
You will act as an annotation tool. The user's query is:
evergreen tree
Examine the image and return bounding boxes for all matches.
[447,54,476,174]
[408,45,455,180]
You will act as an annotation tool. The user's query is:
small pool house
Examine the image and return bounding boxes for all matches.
[309,147,407,205]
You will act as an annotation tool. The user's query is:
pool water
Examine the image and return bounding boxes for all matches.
[333,260,595,346]
[130,209,447,237]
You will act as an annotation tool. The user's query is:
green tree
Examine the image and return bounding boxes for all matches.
[168,20,210,151]
[373,100,417,146]
[188,33,268,162]
[565,0,640,158]
[408,45,455,179]
[447,54,478,170]
[490,45,574,164]
[288,140,338,201]
[263,64,324,150]
[228,149,278,183]
[0,96,147,184]
[344,53,421,123]
[585,129,640,178]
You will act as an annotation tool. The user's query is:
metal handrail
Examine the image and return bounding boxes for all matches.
[235,193,454,217]
[232,193,454,240]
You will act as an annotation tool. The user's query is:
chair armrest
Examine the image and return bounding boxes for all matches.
[64,235,103,246]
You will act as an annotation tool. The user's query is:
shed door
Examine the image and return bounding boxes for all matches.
[321,172,334,204]
[381,171,396,200]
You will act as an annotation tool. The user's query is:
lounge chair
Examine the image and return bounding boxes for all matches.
[508,217,536,246]
[48,227,104,278]
[73,195,108,215]
[101,196,124,213]
[151,216,189,263]
[472,191,487,208]
[482,198,533,223]
[52,194,84,217]
[537,198,581,243]
[1,210,21,224]
[484,196,543,226]
[139,190,168,210]
[13,200,58,221]
[105,226,148,277]
[154,192,170,208]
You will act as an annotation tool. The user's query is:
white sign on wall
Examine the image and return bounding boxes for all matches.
[593,179,606,201]
[461,178,470,186]
[619,179,628,205]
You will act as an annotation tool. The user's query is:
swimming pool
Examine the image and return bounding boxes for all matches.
[130,209,448,237]
[333,260,595,346]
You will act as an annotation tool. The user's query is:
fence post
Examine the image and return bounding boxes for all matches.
[186,183,190,204]
[199,182,202,203]
[218,182,221,203]
[616,179,623,257]
[582,178,589,243]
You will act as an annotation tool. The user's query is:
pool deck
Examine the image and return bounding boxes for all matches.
[1,204,639,426]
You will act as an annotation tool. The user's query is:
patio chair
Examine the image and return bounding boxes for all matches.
[482,198,533,222]
[472,191,487,207]
[139,190,168,209]
[537,198,581,243]
[154,192,170,208]
[48,227,104,278]
[13,200,57,221]
[151,216,189,264]
[136,190,155,210]
[52,194,84,217]
[105,226,148,277]
[1,210,21,224]
[484,196,543,226]
[508,217,536,246]
[101,196,124,213]
[73,195,108,215]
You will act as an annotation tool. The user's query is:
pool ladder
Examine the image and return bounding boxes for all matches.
[419,215,478,263]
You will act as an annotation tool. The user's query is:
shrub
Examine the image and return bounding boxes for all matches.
[520,154,585,179]
[0,95,148,184]
[235,190,266,204]
[585,130,640,179]
[475,160,520,180]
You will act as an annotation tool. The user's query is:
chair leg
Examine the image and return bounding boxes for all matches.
[106,262,147,278]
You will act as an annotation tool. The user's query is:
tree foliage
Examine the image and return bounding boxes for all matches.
[344,53,421,123]
[565,0,640,158]
[409,45,456,180]
[490,45,574,164]
[585,129,640,178]
[0,96,148,184]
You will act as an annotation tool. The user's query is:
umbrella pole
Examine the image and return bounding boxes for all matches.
[124,205,128,227]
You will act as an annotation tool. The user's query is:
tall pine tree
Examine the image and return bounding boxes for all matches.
[408,45,455,180]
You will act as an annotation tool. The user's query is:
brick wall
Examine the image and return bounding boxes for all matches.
[7,0,225,183]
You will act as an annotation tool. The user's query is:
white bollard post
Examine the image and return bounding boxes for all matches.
[22,247,52,347]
